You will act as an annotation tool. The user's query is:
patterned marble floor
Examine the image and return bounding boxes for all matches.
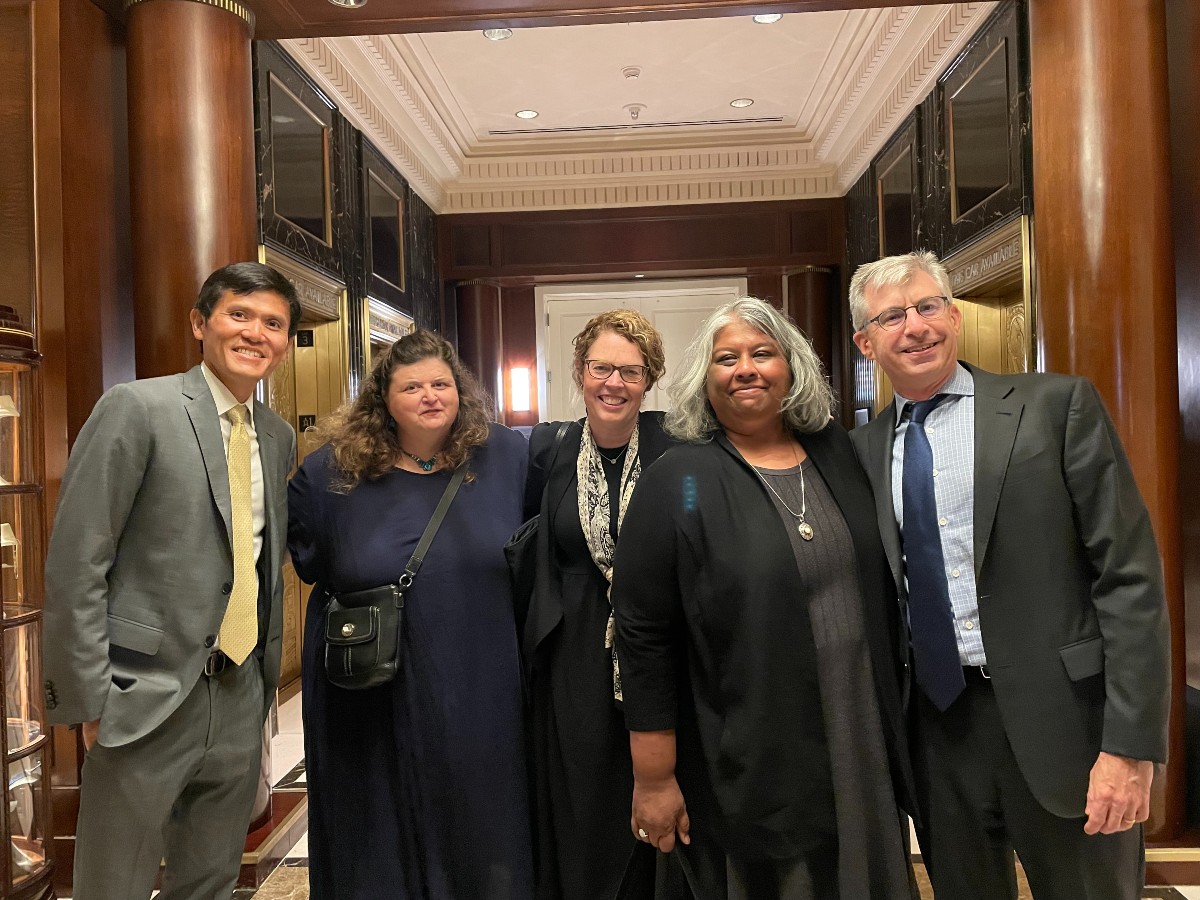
[69,693,1200,899]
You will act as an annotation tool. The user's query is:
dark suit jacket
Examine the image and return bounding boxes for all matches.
[850,363,1169,817]
[613,422,915,858]
[43,365,296,747]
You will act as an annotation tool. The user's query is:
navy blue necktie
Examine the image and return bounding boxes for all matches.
[902,397,965,711]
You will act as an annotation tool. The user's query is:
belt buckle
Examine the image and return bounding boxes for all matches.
[204,651,227,677]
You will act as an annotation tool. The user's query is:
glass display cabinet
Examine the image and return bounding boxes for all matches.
[0,354,53,899]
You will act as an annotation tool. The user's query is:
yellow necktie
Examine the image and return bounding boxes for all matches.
[218,404,258,664]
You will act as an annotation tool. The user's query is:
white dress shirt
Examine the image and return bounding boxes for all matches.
[890,363,985,666]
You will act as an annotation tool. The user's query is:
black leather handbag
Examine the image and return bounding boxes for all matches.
[504,422,572,628]
[324,465,466,690]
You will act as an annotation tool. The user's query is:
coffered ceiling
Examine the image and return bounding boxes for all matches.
[281,2,996,213]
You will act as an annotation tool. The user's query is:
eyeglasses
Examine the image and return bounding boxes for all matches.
[584,359,649,384]
[864,295,951,331]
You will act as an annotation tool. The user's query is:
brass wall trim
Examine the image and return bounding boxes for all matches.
[262,246,345,322]
[944,215,1024,297]
[124,0,255,32]
[1146,847,1200,862]
[362,298,415,372]
[364,298,415,347]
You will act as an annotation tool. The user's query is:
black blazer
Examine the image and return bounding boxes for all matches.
[850,363,1169,817]
[612,422,915,859]
[522,411,675,665]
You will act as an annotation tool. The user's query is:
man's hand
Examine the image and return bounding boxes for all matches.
[81,719,100,751]
[1084,751,1153,835]
[631,776,690,854]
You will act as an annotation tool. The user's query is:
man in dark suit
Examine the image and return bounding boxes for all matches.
[42,262,300,900]
[848,251,1168,900]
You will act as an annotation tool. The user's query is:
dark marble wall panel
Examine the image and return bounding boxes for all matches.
[406,189,441,332]
[254,41,347,280]
[931,0,1031,256]
[843,169,879,418]
[843,0,1030,422]
[873,110,921,258]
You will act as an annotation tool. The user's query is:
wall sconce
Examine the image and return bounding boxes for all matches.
[509,367,532,413]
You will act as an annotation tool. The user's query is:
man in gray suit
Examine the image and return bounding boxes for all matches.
[849,251,1168,900]
[43,262,300,900]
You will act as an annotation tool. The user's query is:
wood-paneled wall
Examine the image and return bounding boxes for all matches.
[440,199,843,281]
[440,199,845,419]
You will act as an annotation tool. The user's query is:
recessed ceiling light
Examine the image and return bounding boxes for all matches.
[730,98,754,109]
[327,0,368,7]
[483,28,513,40]
[634,274,645,278]
[515,109,539,119]
[752,13,783,24]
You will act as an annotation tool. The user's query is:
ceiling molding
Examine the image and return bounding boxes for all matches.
[281,2,996,214]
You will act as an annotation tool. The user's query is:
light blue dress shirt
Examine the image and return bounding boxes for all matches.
[890,364,986,666]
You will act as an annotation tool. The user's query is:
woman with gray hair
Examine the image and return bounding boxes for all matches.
[612,298,916,900]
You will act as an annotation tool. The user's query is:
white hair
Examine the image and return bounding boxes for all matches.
[664,297,834,443]
[848,250,955,331]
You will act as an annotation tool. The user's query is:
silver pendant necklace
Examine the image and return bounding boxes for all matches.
[597,445,627,466]
[753,447,814,541]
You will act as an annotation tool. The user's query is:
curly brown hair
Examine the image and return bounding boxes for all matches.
[571,308,666,390]
[318,330,493,491]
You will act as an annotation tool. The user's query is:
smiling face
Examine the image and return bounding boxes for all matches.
[705,319,792,434]
[190,290,293,402]
[853,270,962,401]
[385,357,460,449]
[579,330,649,441]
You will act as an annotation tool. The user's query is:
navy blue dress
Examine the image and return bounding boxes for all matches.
[287,425,533,900]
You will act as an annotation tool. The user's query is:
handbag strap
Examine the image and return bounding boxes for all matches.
[550,420,572,463]
[398,465,467,590]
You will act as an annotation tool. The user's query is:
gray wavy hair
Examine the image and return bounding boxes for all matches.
[848,250,955,331]
[665,297,834,442]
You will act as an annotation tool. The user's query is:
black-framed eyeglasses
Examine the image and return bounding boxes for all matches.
[864,295,951,331]
[584,359,649,384]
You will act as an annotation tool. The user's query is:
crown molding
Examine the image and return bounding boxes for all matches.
[281,2,995,214]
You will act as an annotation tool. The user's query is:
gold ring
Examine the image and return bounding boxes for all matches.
[1122,818,1136,825]
[638,828,649,840]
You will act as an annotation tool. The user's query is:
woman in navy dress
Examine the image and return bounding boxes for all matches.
[288,330,532,900]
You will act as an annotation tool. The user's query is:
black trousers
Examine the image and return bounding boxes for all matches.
[912,674,1144,900]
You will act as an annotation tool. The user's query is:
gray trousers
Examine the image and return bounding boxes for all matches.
[73,660,265,900]
[914,677,1144,900]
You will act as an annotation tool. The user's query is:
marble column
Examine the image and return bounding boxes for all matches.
[1030,0,1182,837]
[126,0,258,379]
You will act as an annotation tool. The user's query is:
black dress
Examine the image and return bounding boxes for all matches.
[287,425,533,900]
[612,427,917,896]
[524,411,676,900]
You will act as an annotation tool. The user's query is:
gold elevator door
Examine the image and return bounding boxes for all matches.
[272,313,348,699]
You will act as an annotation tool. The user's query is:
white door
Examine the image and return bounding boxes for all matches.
[537,278,748,422]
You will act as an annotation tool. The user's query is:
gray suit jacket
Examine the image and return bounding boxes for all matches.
[42,365,296,747]
[850,363,1169,817]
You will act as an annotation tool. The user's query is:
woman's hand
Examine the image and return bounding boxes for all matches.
[632,775,690,853]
